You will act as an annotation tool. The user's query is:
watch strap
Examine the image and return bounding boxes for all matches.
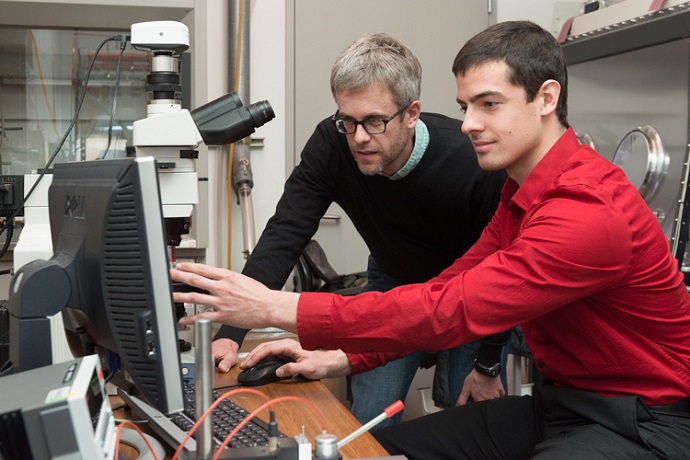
[474,359,501,378]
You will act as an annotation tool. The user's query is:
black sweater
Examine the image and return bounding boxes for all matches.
[217,113,507,345]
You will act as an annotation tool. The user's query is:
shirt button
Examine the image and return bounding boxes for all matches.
[366,349,373,353]
[537,360,544,368]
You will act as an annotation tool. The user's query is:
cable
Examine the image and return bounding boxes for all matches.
[212,395,328,460]
[0,33,121,244]
[101,35,128,160]
[172,387,270,460]
[213,382,242,391]
[115,420,160,460]
[0,217,13,263]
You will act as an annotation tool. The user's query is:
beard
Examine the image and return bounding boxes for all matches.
[350,125,410,176]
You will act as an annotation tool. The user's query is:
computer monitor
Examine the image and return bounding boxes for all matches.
[6,157,184,414]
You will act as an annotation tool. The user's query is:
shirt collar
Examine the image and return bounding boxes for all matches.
[504,127,581,212]
[384,119,429,181]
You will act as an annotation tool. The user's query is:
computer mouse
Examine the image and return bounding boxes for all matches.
[237,355,294,387]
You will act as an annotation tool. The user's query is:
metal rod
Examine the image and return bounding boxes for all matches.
[195,318,214,459]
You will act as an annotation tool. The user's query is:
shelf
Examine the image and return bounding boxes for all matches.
[561,3,690,65]
[0,0,194,30]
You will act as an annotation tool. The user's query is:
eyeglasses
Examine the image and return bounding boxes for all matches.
[331,102,411,135]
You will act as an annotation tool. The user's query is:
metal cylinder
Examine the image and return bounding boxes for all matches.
[314,432,341,460]
[194,318,214,459]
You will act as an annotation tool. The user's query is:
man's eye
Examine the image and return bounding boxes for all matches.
[459,106,467,114]
[484,101,498,109]
[366,118,384,126]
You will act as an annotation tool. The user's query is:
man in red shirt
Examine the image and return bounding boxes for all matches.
[172,21,690,459]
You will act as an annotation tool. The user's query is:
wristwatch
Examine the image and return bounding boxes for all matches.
[474,359,501,378]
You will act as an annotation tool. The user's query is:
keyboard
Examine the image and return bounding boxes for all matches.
[174,380,287,448]
[120,381,298,458]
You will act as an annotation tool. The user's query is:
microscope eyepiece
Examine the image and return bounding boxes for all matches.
[246,100,275,129]
[190,92,275,145]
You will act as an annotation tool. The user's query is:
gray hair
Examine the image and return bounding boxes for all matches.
[330,33,421,108]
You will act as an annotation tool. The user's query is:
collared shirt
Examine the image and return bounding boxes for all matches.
[298,127,690,405]
[383,119,429,180]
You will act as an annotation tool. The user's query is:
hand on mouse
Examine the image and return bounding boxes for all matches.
[241,339,352,380]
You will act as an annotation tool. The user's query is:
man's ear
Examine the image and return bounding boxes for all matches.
[406,100,422,128]
[539,80,560,116]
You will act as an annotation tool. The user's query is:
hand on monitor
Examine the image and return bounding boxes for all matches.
[170,262,300,333]
[240,338,352,381]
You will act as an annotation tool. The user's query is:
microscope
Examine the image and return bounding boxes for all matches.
[12,21,274,362]
[130,20,274,254]
[130,21,274,351]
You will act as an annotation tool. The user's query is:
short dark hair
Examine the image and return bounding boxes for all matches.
[452,21,568,128]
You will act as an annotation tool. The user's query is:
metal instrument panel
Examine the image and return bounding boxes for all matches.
[568,39,690,256]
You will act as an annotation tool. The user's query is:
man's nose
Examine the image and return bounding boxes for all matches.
[353,123,372,142]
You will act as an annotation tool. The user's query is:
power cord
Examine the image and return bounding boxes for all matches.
[101,34,129,160]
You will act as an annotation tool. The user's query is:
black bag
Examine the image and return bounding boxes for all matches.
[292,240,368,295]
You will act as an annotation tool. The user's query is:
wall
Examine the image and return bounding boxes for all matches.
[228,0,578,274]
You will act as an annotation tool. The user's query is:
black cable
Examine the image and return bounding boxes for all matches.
[101,35,128,160]
[213,383,242,392]
[267,410,279,451]
[0,328,10,376]
[0,217,13,262]
[0,33,122,244]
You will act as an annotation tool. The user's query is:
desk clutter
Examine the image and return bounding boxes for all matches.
[120,378,301,458]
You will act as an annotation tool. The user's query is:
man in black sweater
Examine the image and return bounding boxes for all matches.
[212,32,507,426]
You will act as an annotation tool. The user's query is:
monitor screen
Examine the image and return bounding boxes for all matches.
[7,157,184,414]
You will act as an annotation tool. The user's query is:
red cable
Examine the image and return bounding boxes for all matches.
[212,395,328,460]
[172,387,270,460]
[115,420,160,460]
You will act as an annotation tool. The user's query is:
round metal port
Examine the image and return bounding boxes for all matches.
[612,125,668,203]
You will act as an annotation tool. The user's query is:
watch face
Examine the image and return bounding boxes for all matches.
[612,125,668,204]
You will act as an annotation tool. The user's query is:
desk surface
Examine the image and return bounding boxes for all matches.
[113,364,390,459]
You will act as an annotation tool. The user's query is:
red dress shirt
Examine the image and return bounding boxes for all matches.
[298,128,690,405]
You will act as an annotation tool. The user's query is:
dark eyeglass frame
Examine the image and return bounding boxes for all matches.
[331,102,412,135]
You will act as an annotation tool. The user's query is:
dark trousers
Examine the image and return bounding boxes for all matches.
[373,383,690,460]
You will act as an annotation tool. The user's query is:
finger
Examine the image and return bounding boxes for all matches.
[173,291,214,306]
[275,363,300,378]
[178,311,220,327]
[457,387,470,406]
[170,271,217,296]
[242,339,300,368]
[216,354,237,373]
[241,345,275,369]
[174,262,229,281]
[276,361,321,380]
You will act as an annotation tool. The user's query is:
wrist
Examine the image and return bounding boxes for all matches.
[474,359,501,378]
[267,291,300,334]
